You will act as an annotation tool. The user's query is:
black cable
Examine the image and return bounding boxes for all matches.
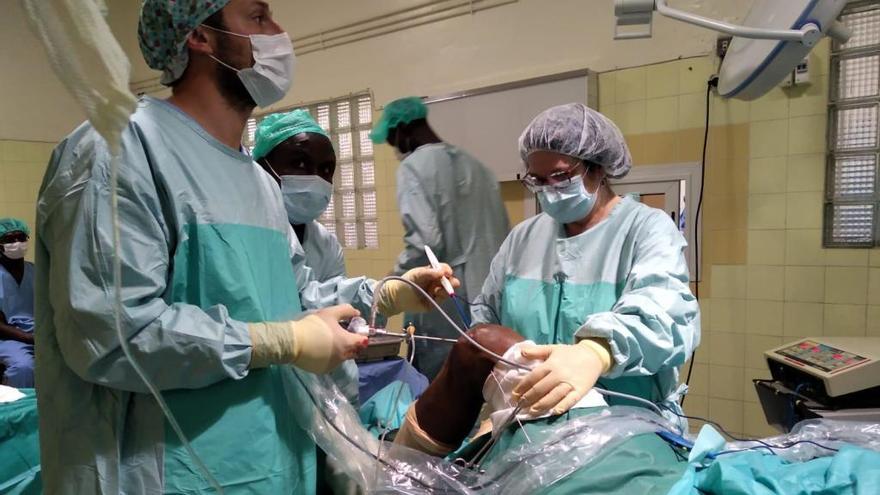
[453,294,502,324]
[716,439,839,457]
[668,409,762,443]
[787,383,808,431]
[667,408,839,457]
[681,76,718,407]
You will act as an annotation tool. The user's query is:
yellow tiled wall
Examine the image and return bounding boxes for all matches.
[600,40,879,438]
[0,140,54,262]
[601,58,751,313]
[499,181,527,227]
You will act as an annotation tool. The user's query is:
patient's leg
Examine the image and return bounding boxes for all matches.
[394,324,523,454]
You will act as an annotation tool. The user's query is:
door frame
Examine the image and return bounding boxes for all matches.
[610,162,702,281]
[613,180,681,223]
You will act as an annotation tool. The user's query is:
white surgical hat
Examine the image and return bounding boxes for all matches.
[518,103,632,179]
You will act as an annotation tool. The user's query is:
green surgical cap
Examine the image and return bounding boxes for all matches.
[138,0,231,85]
[252,110,331,161]
[0,218,30,237]
[370,97,428,144]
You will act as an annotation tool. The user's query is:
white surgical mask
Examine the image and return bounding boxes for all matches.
[281,175,333,224]
[203,25,296,108]
[1,241,28,260]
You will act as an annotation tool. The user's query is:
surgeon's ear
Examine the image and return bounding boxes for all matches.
[584,162,605,189]
[186,26,215,56]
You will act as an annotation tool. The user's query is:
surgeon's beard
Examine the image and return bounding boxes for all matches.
[213,33,256,112]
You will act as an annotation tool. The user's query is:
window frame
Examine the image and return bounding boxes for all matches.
[825,0,880,247]
[244,92,379,249]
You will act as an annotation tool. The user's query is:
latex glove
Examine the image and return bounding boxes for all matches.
[374,264,460,316]
[393,403,457,457]
[248,304,368,374]
[511,338,613,415]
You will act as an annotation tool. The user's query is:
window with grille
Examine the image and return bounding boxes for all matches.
[826,1,880,246]
[244,93,379,249]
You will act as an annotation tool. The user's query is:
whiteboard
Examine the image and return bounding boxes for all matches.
[424,71,596,181]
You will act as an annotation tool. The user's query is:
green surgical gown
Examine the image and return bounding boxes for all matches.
[36,96,315,494]
[452,407,688,494]
[473,196,700,419]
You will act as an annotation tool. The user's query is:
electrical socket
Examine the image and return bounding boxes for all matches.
[716,36,732,60]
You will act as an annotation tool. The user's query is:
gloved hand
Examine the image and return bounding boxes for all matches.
[511,338,613,415]
[374,264,460,316]
[248,304,368,374]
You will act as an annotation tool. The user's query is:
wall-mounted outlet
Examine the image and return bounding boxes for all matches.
[794,58,810,85]
[780,58,810,89]
[716,36,732,60]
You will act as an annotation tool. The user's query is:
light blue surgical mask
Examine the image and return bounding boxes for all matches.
[280,175,332,224]
[537,175,599,224]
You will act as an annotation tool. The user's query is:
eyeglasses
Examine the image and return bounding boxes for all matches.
[520,162,585,193]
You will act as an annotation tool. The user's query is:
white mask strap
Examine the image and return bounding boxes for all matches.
[200,23,250,39]
[208,54,243,73]
[262,158,282,182]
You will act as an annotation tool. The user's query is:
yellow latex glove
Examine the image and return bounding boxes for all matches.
[393,403,457,457]
[375,264,460,316]
[511,338,613,415]
[248,304,368,374]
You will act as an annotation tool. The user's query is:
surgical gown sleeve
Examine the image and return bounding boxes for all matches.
[392,159,443,274]
[41,135,252,393]
[469,237,509,326]
[324,230,346,280]
[574,210,700,379]
[289,226,376,315]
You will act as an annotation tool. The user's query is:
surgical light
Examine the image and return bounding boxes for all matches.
[614,0,852,100]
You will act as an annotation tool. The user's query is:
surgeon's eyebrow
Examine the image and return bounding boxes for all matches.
[251,1,270,17]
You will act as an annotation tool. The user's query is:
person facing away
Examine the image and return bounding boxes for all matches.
[0,218,35,388]
[35,1,455,493]
[371,96,510,379]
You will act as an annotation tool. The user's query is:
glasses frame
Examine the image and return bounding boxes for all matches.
[520,161,586,192]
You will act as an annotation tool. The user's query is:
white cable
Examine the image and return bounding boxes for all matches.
[592,388,665,419]
[374,326,416,483]
[370,277,530,371]
[369,276,670,421]
[489,370,531,444]
[109,153,223,493]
